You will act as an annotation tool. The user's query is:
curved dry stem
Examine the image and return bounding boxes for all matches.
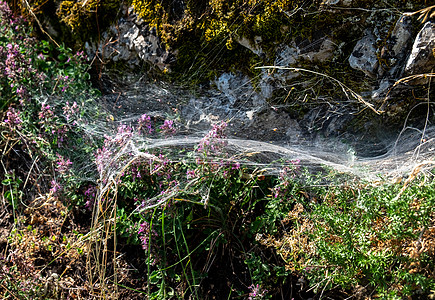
[256,66,381,115]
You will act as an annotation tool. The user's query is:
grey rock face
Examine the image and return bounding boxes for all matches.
[372,15,413,99]
[405,22,435,76]
[371,78,395,100]
[215,73,268,107]
[349,30,378,77]
[300,38,336,62]
[377,15,413,78]
[85,7,172,71]
[321,0,353,6]
[236,36,264,57]
[275,43,299,66]
[390,16,413,60]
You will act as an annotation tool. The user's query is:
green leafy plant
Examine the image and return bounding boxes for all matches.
[257,170,435,298]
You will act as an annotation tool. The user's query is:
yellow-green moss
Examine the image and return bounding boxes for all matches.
[131,0,168,28]
[9,0,122,46]
[57,0,121,41]
[57,0,97,33]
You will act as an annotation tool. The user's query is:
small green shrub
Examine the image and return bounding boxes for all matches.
[257,171,435,298]
[1,0,102,202]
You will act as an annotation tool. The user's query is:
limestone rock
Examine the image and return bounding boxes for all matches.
[275,43,299,67]
[85,7,173,71]
[215,73,239,105]
[405,22,435,76]
[372,15,413,99]
[321,0,353,7]
[378,15,413,78]
[300,38,336,62]
[371,78,395,100]
[349,30,378,77]
[390,15,413,60]
[236,36,264,57]
[215,73,267,106]
[269,43,301,84]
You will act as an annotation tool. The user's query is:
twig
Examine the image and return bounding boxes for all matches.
[0,283,21,300]
[403,5,435,22]
[416,70,432,159]
[392,160,435,202]
[381,73,435,110]
[21,0,60,48]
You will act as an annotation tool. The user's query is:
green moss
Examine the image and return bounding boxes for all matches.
[57,0,122,43]
[8,0,122,47]
[11,0,433,95]
[168,36,261,88]
[131,0,168,28]
[126,0,307,85]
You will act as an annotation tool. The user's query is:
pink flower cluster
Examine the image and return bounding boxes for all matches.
[50,180,62,194]
[137,114,153,135]
[4,107,22,130]
[1,42,35,83]
[129,161,145,181]
[159,119,176,136]
[137,221,157,252]
[55,153,72,174]
[16,86,28,104]
[191,121,242,178]
[57,74,74,92]
[95,124,133,176]
[62,101,79,122]
[197,121,227,154]
[38,103,54,122]
[84,185,97,210]
[248,284,267,300]
[273,160,300,198]
[53,125,69,148]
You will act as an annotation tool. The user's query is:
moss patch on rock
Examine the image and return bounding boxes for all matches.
[8,0,122,47]
[129,0,430,86]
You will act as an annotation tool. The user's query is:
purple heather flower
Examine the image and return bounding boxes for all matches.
[62,101,79,122]
[95,146,111,176]
[84,185,97,210]
[197,121,227,154]
[94,125,134,177]
[248,284,267,300]
[159,119,176,136]
[16,86,26,97]
[4,107,22,128]
[186,169,196,179]
[38,103,54,120]
[232,162,240,170]
[137,114,153,135]
[84,185,96,198]
[55,153,72,174]
[56,126,69,147]
[50,180,62,194]
[137,221,157,251]
[117,124,133,138]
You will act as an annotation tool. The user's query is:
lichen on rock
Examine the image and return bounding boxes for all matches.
[349,30,378,77]
[12,0,435,136]
[405,21,435,76]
